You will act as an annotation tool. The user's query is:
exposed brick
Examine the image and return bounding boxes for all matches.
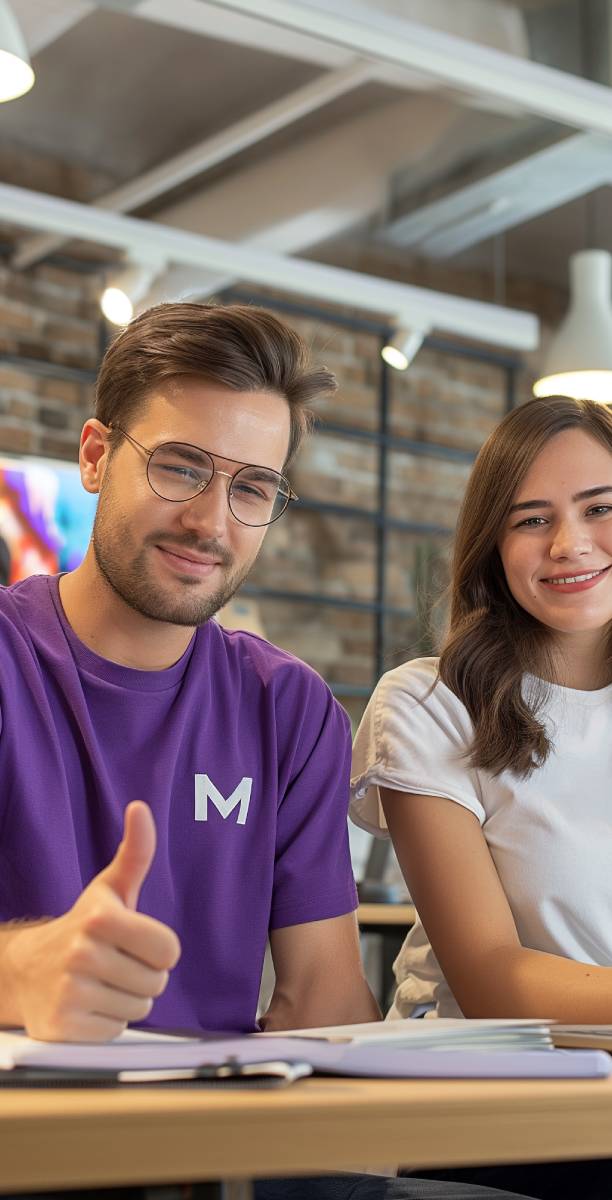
[39,434,79,460]
[0,366,35,391]
[7,397,35,421]
[36,265,93,293]
[0,426,37,454]
[38,405,70,430]
[0,301,37,333]
[43,319,98,350]
[39,377,88,406]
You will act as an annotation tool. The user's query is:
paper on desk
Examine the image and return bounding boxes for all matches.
[305,1044,612,1079]
[552,1025,612,1049]
[0,1026,610,1079]
[0,1027,216,1071]
[260,1018,555,1051]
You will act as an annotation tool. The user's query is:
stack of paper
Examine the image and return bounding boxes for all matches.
[260,1018,612,1078]
[553,1025,612,1050]
[261,1018,555,1052]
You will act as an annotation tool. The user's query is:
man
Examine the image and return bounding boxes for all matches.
[0,301,373,1041]
[0,302,530,1200]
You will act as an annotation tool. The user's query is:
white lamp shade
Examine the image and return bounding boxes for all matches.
[534,250,612,402]
[0,1,34,102]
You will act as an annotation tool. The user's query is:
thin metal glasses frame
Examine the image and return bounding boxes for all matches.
[110,425,298,527]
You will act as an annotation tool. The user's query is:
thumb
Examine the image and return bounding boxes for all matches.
[102,801,156,910]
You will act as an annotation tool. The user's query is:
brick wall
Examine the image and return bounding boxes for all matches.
[0,261,98,457]
[0,256,560,728]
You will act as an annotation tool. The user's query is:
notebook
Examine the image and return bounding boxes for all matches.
[0,1023,609,1080]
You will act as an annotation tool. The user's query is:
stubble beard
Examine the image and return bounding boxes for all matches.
[92,495,253,628]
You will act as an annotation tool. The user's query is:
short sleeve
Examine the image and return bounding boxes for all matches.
[270,676,357,930]
[350,657,485,837]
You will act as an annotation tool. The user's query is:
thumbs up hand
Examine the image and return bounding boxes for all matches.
[6,802,181,1042]
[98,800,158,910]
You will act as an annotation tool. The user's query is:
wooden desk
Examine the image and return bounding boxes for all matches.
[1,1072,612,1194]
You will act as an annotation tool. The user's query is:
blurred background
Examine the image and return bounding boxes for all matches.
[0,1,611,960]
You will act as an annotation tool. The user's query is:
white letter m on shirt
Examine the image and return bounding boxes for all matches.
[194,774,252,825]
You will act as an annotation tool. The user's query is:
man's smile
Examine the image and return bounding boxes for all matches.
[156,544,225,577]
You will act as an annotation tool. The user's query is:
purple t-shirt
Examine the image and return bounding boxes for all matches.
[0,575,357,1032]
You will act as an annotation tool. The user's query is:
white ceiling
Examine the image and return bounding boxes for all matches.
[0,0,609,339]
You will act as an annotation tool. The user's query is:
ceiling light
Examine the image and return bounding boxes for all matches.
[381,326,428,371]
[534,250,612,404]
[100,261,165,326]
[0,0,34,102]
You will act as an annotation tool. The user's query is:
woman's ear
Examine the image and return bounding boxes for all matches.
[79,419,111,495]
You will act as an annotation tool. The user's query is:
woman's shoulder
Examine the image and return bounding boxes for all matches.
[351,655,483,832]
[377,656,463,714]
[368,657,475,754]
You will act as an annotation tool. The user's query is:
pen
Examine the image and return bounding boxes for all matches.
[118,1060,312,1084]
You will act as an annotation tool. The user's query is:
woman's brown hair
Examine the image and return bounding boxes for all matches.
[439,395,612,777]
[95,301,337,466]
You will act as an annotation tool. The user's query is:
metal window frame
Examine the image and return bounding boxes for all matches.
[223,288,518,696]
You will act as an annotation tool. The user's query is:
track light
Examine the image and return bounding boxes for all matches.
[0,0,34,102]
[134,264,220,309]
[534,250,612,404]
[100,261,165,326]
[381,326,428,371]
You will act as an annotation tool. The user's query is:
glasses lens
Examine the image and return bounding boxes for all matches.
[148,443,214,501]
[229,466,291,527]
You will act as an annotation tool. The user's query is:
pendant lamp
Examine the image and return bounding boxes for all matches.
[533,249,612,404]
[0,0,34,102]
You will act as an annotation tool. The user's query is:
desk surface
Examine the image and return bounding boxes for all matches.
[1,1071,611,1193]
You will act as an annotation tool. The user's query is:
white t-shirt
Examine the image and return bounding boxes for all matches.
[350,657,612,1019]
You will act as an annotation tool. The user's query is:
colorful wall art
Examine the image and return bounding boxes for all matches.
[0,456,96,584]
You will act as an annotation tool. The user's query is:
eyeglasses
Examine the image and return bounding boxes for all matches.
[110,426,298,528]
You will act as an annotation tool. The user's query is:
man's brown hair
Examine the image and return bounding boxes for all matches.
[95,302,337,465]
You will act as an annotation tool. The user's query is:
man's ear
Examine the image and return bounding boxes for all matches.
[79,419,111,495]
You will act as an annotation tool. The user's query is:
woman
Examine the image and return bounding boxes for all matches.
[351,395,612,1199]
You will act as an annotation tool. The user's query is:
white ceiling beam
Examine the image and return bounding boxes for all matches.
[13,0,537,279]
[155,93,456,245]
[387,132,612,257]
[19,1,95,56]
[0,181,538,350]
[100,0,530,76]
[100,0,347,66]
[103,0,538,117]
[12,59,373,271]
[142,91,462,307]
[200,0,612,137]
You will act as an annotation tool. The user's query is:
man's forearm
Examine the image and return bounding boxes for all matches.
[263,974,381,1031]
[266,912,382,1030]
